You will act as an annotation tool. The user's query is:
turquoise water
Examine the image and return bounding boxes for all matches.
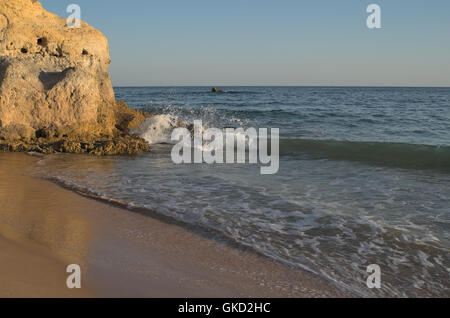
[36,87,450,297]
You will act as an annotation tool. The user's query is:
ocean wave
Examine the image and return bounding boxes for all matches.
[133,114,180,144]
[133,114,450,172]
[280,139,450,171]
[136,114,450,172]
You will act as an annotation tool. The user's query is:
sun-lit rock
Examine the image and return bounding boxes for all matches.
[0,0,150,154]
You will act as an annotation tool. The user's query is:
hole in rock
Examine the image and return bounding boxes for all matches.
[37,37,48,47]
[21,48,28,54]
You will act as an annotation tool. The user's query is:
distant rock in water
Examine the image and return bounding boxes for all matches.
[212,87,225,93]
[0,0,150,155]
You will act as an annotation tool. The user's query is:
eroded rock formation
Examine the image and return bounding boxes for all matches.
[0,0,150,154]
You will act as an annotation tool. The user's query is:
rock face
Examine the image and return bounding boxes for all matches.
[0,0,150,154]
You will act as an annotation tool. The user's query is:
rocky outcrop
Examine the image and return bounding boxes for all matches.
[0,0,150,154]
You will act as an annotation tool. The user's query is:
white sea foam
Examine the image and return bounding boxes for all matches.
[136,114,258,152]
[135,114,179,145]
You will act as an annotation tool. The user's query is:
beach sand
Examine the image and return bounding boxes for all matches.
[0,152,350,298]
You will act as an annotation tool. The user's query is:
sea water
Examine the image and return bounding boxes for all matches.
[35,87,450,297]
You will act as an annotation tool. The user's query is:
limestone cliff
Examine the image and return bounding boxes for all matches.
[0,0,149,154]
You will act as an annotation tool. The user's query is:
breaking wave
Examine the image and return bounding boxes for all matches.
[135,115,450,171]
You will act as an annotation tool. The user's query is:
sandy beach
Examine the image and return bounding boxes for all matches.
[0,152,349,298]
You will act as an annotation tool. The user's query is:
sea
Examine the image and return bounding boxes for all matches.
[35,86,450,297]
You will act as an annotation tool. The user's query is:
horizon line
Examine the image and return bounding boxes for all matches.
[113,85,450,88]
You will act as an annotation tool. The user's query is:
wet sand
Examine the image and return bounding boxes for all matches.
[0,153,350,297]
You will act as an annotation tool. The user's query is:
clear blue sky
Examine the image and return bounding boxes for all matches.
[39,0,450,87]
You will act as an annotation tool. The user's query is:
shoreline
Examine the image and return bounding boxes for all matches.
[0,152,351,297]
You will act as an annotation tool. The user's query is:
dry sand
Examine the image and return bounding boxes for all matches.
[0,153,350,298]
